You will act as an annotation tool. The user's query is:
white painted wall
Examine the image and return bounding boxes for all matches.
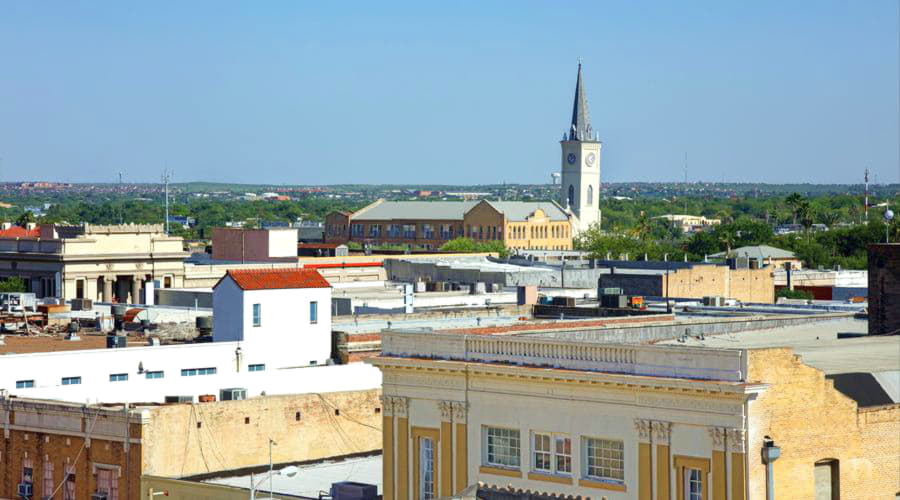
[0,341,379,404]
[268,228,299,258]
[212,277,331,366]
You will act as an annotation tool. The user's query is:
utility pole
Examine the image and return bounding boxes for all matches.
[162,169,172,235]
[864,168,869,223]
[683,152,688,215]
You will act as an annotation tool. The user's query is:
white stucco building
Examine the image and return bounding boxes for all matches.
[213,267,332,366]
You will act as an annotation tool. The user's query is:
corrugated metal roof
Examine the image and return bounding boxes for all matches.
[222,268,331,290]
[710,245,797,260]
[352,200,569,222]
[354,201,479,220]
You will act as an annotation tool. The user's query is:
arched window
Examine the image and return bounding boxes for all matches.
[567,185,575,207]
[587,185,594,206]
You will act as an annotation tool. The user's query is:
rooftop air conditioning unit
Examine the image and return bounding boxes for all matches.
[331,481,378,500]
[17,482,32,498]
[164,395,194,403]
[91,492,109,500]
[219,388,247,401]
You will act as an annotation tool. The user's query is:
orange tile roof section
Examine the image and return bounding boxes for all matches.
[0,226,40,239]
[224,268,331,291]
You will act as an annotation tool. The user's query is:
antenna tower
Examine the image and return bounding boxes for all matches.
[162,169,173,234]
[864,168,869,222]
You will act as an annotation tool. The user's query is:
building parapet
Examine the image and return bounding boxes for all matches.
[379,329,745,382]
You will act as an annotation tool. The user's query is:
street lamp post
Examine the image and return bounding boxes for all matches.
[249,439,298,500]
[885,209,894,243]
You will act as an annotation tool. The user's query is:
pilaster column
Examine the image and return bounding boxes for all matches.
[653,421,672,500]
[728,429,746,500]
[102,277,113,303]
[130,275,142,304]
[438,401,454,497]
[635,419,653,500]
[381,396,395,500]
[394,397,409,500]
[708,427,727,500]
[452,401,468,493]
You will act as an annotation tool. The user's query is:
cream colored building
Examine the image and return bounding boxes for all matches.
[0,223,188,302]
[654,215,722,233]
[369,327,898,500]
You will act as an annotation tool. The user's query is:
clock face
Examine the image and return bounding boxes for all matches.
[586,152,596,166]
[567,153,577,165]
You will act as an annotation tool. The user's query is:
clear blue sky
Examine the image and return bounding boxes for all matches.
[0,1,897,185]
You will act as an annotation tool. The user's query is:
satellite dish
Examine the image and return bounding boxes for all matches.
[885,209,894,221]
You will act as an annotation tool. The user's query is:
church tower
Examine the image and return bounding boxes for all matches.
[560,62,601,232]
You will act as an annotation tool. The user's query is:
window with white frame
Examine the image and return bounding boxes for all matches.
[484,427,520,468]
[96,466,119,500]
[685,468,703,500]
[310,301,318,324]
[248,363,265,372]
[43,460,54,496]
[532,433,572,475]
[16,380,34,389]
[63,464,76,500]
[583,437,624,482]
[252,303,261,327]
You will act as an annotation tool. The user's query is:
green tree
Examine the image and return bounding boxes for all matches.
[0,276,26,292]
[439,237,508,257]
[785,192,805,224]
[15,211,35,227]
[817,211,840,229]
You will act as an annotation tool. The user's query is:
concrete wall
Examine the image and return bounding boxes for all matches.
[268,228,300,258]
[155,288,213,308]
[746,348,900,499]
[868,244,900,335]
[141,389,382,477]
[141,476,296,500]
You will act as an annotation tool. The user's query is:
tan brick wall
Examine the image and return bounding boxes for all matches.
[663,265,774,303]
[141,389,383,477]
[747,348,900,499]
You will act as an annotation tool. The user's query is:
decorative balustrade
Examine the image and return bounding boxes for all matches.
[381,329,744,382]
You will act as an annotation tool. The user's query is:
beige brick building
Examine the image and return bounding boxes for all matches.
[369,318,899,500]
[326,199,575,251]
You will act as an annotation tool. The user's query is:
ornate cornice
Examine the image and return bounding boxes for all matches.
[634,419,652,443]
[438,401,453,422]
[652,421,672,445]
[708,427,726,451]
[451,401,468,422]
[727,428,745,453]
[379,395,394,417]
[392,396,409,418]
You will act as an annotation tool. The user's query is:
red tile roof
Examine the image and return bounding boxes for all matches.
[0,226,40,239]
[223,268,331,291]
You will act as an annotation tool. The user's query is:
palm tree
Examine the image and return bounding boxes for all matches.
[785,193,804,225]
[797,201,814,243]
[767,208,780,228]
[817,211,840,229]
[717,228,736,258]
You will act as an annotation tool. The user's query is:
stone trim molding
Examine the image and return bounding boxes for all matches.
[451,401,468,422]
[652,421,672,445]
[438,401,453,422]
[393,396,409,418]
[379,395,394,417]
[634,419,653,443]
[708,427,726,451]
[727,428,745,453]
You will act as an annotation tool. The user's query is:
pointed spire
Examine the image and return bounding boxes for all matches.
[568,61,593,141]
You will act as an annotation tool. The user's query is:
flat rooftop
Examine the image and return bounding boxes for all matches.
[660,317,900,407]
[202,453,382,499]
[659,318,898,374]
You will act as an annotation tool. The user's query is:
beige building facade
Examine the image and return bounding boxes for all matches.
[0,224,188,302]
[369,330,899,500]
